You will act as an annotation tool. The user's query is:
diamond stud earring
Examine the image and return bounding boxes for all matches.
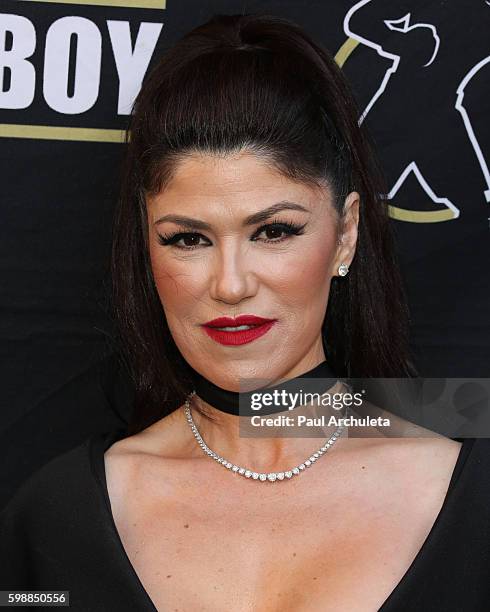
[338,263,349,276]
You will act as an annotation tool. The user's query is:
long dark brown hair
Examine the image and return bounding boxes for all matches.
[110,13,418,435]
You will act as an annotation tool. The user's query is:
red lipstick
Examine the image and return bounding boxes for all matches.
[202,315,277,346]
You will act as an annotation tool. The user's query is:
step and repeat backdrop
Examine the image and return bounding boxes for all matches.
[1,0,489,505]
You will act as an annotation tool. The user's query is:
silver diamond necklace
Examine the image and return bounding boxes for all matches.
[184,391,349,483]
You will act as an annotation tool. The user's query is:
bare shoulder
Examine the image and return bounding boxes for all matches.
[345,427,463,491]
[105,407,187,461]
[339,389,463,481]
[370,432,463,465]
[382,408,464,466]
[366,404,462,458]
[103,408,189,500]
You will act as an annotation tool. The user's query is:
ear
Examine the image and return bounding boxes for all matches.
[331,191,360,277]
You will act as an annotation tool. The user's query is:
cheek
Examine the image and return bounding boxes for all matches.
[264,238,334,304]
[148,248,206,323]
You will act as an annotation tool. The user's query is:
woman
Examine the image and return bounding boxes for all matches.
[1,13,489,612]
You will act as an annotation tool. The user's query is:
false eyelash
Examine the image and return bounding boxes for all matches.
[157,231,207,248]
[157,219,307,250]
[250,219,307,242]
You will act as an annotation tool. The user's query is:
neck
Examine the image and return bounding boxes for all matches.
[189,358,339,416]
[184,359,348,472]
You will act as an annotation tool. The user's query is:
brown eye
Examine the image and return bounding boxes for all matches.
[157,231,211,250]
[264,226,285,240]
[251,221,306,244]
[182,234,201,247]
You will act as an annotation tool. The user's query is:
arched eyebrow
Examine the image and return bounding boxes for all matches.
[154,201,310,230]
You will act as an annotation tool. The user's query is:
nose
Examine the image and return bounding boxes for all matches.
[208,239,258,305]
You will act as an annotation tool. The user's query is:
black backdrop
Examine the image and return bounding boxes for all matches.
[1,0,489,508]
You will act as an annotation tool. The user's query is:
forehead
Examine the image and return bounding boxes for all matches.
[147,151,331,214]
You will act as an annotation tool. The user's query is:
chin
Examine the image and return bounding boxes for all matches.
[194,359,271,392]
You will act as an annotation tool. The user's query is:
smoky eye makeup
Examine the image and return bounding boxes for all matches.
[156,218,307,250]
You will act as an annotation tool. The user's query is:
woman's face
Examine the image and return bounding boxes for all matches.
[146,151,359,390]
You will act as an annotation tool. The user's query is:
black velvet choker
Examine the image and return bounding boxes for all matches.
[189,360,338,416]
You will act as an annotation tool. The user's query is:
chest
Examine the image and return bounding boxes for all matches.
[109,470,446,612]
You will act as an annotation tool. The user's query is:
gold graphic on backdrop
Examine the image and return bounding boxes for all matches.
[21,0,166,9]
[0,123,126,143]
[0,26,462,223]
[335,38,456,223]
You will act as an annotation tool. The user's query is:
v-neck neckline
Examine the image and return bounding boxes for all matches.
[378,437,474,610]
[89,428,474,612]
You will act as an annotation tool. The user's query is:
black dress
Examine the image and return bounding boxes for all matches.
[0,430,489,611]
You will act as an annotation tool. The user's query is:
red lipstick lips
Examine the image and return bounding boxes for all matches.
[202,315,277,346]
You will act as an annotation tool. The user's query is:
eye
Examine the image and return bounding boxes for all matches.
[251,220,306,244]
[157,231,211,250]
[157,219,306,251]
